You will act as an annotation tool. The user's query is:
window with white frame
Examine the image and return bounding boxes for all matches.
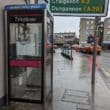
[91,21,94,24]
[86,21,89,25]
[107,31,110,34]
[91,26,94,29]
[86,27,89,30]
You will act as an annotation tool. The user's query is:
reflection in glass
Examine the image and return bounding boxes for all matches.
[10,23,42,59]
[9,23,42,101]
[10,67,41,100]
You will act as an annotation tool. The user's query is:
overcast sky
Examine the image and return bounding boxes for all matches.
[54,2,110,38]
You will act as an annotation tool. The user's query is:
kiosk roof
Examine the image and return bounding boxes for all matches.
[5,4,46,10]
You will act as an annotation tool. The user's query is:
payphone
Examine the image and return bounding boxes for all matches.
[4,4,53,105]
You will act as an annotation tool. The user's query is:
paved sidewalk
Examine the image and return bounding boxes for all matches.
[96,62,110,90]
[1,49,110,110]
[52,49,110,110]
[96,50,110,77]
[96,50,110,89]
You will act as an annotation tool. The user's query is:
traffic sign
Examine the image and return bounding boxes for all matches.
[49,0,109,16]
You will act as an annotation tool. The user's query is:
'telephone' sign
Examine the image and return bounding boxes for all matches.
[50,0,109,16]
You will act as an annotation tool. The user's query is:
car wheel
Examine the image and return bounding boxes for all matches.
[97,52,100,55]
[87,51,91,54]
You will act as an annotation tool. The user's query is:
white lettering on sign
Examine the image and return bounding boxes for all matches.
[52,6,82,12]
[52,0,79,4]
[15,17,37,22]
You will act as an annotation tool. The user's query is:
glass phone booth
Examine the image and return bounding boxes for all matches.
[4,4,53,105]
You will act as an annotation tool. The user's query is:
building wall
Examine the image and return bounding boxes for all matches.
[103,17,110,44]
[32,0,47,4]
[79,18,95,44]
[54,32,76,44]
[0,0,26,106]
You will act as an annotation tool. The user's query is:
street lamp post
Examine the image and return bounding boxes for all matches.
[91,17,101,106]
[91,17,101,85]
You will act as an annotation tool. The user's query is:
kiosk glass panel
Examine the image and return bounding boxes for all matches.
[45,21,53,98]
[9,22,42,101]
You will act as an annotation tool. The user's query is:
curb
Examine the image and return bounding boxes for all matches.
[61,52,73,60]
[97,64,110,77]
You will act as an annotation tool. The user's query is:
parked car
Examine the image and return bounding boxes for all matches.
[79,44,102,55]
[77,44,86,52]
[72,44,79,51]
[80,44,91,53]
[86,44,102,55]
[53,45,58,49]
[63,44,71,48]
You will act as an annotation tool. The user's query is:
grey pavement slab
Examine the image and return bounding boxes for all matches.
[61,89,90,105]
[53,100,77,110]
[77,104,90,110]
[62,95,89,105]
[1,49,110,110]
[64,89,89,98]
[1,102,43,110]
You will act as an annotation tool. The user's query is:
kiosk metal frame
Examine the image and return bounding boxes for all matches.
[4,4,53,104]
